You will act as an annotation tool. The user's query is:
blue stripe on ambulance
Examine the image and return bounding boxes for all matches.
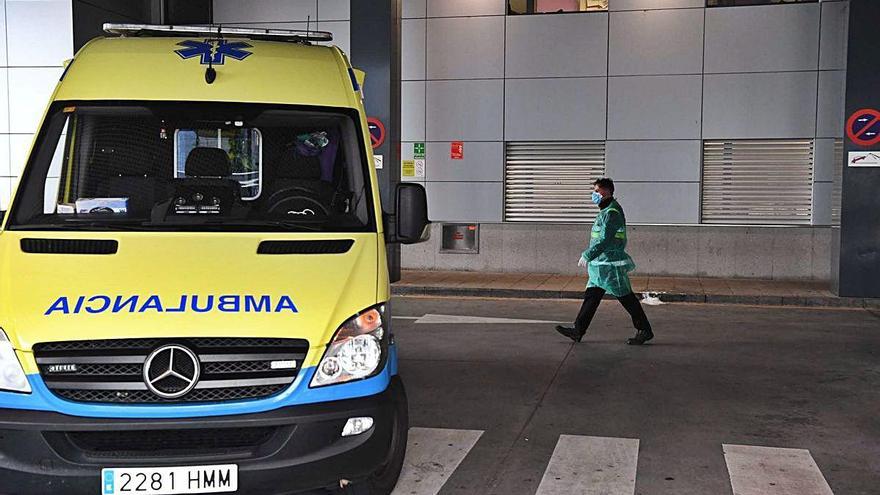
[0,345,397,419]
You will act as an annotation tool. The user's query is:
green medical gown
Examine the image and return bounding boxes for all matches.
[581,200,636,297]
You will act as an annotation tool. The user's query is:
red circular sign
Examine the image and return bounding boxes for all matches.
[367,117,386,149]
[846,108,880,147]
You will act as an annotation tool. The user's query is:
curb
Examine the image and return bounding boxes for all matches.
[391,285,880,309]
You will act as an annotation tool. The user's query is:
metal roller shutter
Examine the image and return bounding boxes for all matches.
[504,141,605,223]
[701,139,814,225]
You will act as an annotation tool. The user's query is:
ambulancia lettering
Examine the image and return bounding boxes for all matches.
[44,295,298,316]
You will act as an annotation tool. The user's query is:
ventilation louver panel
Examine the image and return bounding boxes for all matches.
[701,139,814,225]
[505,141,605,223]
[831,138,843,227]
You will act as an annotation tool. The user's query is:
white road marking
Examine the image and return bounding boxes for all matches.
[535,435,639,495]
[391,427,483,495]
[412,314,565,325]
[723,444,834,495]
[392,316,421,320]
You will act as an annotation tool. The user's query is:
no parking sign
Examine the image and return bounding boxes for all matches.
[367,117,386,149]
[846,108,880,147]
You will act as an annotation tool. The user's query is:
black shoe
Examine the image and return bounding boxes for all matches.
[556,325,584,343]
[626,329,654,345]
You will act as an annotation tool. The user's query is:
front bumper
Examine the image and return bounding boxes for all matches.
[0,376,405,495]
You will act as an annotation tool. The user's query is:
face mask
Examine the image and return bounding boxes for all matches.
[591,191,603,205]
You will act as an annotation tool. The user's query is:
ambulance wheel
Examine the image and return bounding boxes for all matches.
[344,378,408,495]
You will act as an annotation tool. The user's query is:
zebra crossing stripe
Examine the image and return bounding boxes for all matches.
[723,444,834,495]
[535,435,639,495]
[391,427,484,495]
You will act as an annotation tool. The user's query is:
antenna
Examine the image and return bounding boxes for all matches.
[205,23,222,84]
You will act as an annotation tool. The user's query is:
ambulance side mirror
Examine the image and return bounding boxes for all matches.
[386,183,430,245]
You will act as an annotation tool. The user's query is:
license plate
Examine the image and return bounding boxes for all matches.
[101,465,238,494]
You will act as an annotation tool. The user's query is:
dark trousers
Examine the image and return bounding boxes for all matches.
[575,287,652,334]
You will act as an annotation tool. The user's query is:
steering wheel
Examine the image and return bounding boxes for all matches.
[266,188,330,217]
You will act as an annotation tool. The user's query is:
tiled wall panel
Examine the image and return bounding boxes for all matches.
[615,182,700,224]
[426,0,506,18]
[819,0,849,71]
[704,3,820,73]
[426,79,504,141]
[505,13,608,78]
[605,140,702,182]
[425,142,503,182]
[2,0,73,210]
[504,77,607,141]
[816,70,846,139]
[402,81,426,142]
[608,75,703,140]
[213,0,316,23]
[426,16,504,79]
[426,182,503,222]
[609,8,703,76]
[402,18,427,80]
[703,72,818,139]
[6,0,73,67]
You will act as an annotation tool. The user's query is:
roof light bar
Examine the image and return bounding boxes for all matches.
[103,23,333,43]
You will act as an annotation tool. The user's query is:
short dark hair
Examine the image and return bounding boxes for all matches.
[593,177,614,194]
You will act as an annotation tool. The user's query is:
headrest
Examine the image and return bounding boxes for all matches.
[276,155,322,180]
[186,147,231,177]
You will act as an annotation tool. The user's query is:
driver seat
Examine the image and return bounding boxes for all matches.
[264,153,333,216]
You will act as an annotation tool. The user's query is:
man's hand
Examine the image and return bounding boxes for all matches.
[577,256,587,268]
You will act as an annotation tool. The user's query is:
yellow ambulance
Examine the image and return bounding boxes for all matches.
[0,24,428,495]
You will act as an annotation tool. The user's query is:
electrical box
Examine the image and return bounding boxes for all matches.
[440,224,479,254]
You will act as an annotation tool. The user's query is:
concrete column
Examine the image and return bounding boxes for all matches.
[835,0,880,297]
[350,0,402,282]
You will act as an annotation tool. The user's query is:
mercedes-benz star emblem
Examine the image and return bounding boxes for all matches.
[143,344,201,399]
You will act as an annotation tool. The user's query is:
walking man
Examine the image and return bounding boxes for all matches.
[556,178,654,345]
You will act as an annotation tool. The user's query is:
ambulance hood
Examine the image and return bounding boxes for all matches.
[0,232,381,351]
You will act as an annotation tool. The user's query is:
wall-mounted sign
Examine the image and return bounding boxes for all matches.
[846,109,880,147]
[374,154,384,169]
[848,151,880,167]
[451,141,464,160]
[367,117,386,149]
[414,142,425,159]
[402,159,425,178]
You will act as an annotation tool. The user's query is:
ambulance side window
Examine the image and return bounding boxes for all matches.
[174,128,262,200]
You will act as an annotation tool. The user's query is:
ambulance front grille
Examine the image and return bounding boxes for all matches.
[33,337,309,404]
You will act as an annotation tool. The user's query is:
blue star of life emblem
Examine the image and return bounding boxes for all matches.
[175,39,253,65]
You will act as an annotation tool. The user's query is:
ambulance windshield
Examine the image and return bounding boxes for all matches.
[7,102,374,232]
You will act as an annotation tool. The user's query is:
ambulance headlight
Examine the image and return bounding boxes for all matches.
[0,329,31,394]
[311,306,387,387]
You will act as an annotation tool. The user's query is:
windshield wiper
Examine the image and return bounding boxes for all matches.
[139,219,326,232]
[201,220,326,232]
[10,221,152,231]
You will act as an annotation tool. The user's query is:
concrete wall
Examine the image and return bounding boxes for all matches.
[406,223,832,281]
[401,0,848,280]
[0,0,73,212]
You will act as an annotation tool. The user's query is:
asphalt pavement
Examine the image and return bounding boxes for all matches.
[389,296,880,495]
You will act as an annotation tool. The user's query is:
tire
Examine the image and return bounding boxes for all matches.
[343,378,409,495]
